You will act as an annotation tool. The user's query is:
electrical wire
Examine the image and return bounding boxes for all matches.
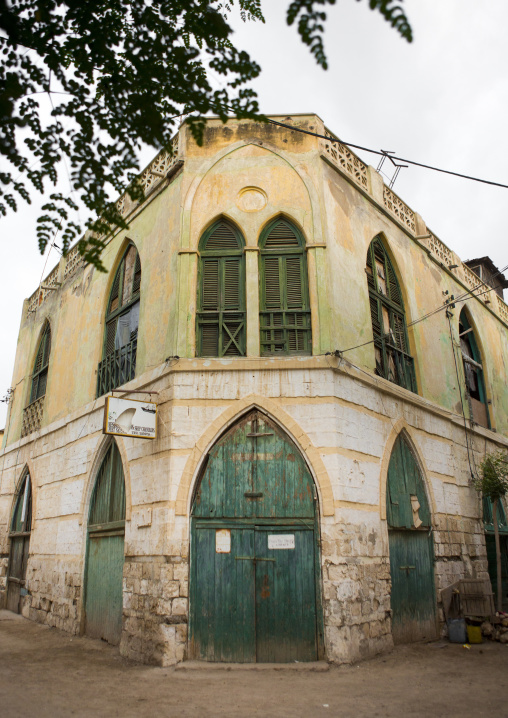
[266,118,508,190]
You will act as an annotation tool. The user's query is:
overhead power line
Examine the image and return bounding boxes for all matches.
[266,118,508,190]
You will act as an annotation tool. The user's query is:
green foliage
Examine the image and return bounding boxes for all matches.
[475,451,508,502]
[0,0,412,270]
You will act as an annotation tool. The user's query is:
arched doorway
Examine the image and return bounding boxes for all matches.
[84,442,126,645]
[386,434,437,643]
[7,470,32,613]
[189,410,322,662]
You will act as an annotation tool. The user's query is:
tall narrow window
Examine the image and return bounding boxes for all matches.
[196,220,246,357]
[259,218,311,355]
[97,244,141,396]
[366,237,416,392]
[459,309,489,428]
[21,322,51,437]
[7,471,32,614]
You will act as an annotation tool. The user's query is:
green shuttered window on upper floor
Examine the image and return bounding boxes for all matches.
[29,322,51,404]
[259,218,311,355]
[366,237,416,393]
[196,220,246,357]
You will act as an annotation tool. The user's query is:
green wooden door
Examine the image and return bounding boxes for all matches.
[7,473,32,614]
[190,410,321,662]
[486,534,508,611]
[387,435,437,644]
[84,443,126,645]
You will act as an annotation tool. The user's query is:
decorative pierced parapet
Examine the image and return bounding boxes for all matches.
[21,396,45,438]
[496,294,508,325]
[383,186,416,234]
[424,231,454,266]
[461,263,492,304]
[63,243,85,280]
[321,130,369,191]
[27,264,60,314]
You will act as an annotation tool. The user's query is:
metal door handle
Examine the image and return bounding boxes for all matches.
[399,565,416,570]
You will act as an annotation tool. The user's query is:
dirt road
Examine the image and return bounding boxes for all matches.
[1,610,507,718]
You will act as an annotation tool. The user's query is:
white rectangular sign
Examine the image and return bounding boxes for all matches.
[104,396,157,439]
[268,534,295,550]
[216,529,231,554]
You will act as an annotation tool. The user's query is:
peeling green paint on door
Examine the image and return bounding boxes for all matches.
[190,410,321,662]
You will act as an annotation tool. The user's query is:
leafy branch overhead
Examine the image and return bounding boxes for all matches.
[0,0,412,270]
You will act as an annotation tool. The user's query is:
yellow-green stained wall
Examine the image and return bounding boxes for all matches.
[4,115,508,446]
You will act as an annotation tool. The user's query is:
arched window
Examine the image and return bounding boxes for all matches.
[459,309,489,428]
[97,244,141,396]
[196,220,246,357]
[30,322,51,404]
[7,471,32,614]
[21,322,51,437]
[366,237,416,392]
[259,218,311,355]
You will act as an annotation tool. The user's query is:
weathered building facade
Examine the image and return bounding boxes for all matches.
[1,114,508,665]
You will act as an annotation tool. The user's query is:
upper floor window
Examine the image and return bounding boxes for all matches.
[366,237,416,393]
[30,322,51,404]
[259,218,311,355]
[97,244,141,397]
[196,220,246,357]
[459,309,489,428]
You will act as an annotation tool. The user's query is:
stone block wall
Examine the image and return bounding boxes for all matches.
[121,557,189,666]
[24,557,82,633]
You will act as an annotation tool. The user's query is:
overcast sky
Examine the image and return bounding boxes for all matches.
[1,0,507,427]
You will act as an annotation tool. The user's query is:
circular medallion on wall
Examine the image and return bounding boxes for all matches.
[236,186,268,212]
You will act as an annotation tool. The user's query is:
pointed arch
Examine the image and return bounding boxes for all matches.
[366,235,416,393]
[379,419,436,522]
[458,306,490,428]
[175,394,334,517]
[259,216,311,355]
[196,218,246,357]
[79,434,132,525]
[29,320,51,405]
[97,242,141,397]
[6,466,33,613]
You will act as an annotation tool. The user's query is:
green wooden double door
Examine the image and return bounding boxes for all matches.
[387,434,437,644]
[190,411,321,662]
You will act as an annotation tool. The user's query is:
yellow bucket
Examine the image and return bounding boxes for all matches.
[466,625,482,644]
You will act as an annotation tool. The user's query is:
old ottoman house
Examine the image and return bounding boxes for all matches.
[1,115,508,664]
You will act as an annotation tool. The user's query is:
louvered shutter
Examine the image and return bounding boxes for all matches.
[369,296,381,339]
[285,256,304,308]
[109,268,121,314]
[202,259,220,311]
[205,223,239,251]
[264,220,299,250]
[223,258,241,310]
[386,261,402,307]
[132,252,141,294]
[264,257,282,309]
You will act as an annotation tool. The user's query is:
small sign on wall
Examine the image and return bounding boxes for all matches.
[216,529,231,554]
[268,534,295,550]
[104,396,157,439]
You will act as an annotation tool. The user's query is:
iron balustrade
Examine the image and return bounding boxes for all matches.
[96,337,137,397]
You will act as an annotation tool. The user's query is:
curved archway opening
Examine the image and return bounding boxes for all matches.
[189,409,323,662]
[7,469,32,613]
[84,441,126,645]
[386,433,437,643]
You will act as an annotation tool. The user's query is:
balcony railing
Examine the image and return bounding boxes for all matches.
[376,341,417,394]
[96,338,137,397]
[21,396,45,438]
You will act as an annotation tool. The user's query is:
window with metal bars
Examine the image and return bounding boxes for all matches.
[366,237,416,392]
[259,218,311,355]
[29,322,51,404]
[97,244,141,396]
[459,309,489,428]
[196,220,246,357]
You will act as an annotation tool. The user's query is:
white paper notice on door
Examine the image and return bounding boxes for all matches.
[215,529,231,554]
[268,534,295,550]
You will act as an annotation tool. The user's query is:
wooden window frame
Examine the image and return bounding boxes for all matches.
[29,323,51,405]
[196,220,246,358]
[459,309,490,428]
[366,238,417,393]
[259,218,312,356]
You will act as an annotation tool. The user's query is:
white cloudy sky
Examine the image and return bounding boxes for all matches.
[1,0,507,427]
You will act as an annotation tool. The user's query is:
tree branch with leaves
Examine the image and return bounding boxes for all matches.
[0,0,412,269]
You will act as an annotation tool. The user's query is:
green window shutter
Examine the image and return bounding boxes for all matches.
[197,221,246,358]
[260,219,311,356]
[202,259,220,311]
[89,444,125,527]
[132,252,142,294]
[30,324,51,404]
[367,237,416,393]
[10,474,32,534]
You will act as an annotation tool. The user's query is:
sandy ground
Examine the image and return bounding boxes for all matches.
[1,610,508,718]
